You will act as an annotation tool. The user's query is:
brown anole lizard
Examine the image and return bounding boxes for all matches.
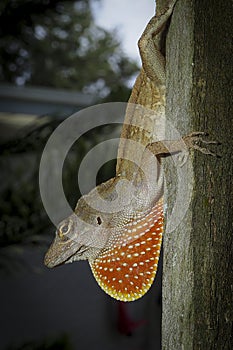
[44,0,218,301]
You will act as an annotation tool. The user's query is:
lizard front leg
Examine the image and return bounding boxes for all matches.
[147,132,221,159]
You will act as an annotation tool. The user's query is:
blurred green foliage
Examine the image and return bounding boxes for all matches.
[0,0,139,101]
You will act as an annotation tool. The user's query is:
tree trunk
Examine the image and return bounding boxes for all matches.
[162,0,232,349]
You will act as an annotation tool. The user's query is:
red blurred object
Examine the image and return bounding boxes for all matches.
[117,302,146,336]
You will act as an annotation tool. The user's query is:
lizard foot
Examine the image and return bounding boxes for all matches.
[182,132,221,157]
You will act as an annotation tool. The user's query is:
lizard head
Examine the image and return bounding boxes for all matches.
[44,212,102,268]
[44,203,112,268]
[44,177,123,268]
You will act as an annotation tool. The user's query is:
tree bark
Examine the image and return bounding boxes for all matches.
[162,0,232,349]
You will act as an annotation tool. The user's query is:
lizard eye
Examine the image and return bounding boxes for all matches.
[61,224,69,234]
[58,221,71,240]
[96,216,102,225]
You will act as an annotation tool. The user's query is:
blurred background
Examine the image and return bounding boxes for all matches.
[0,1,162,349]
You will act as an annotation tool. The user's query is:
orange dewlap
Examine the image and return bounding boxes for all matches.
[90,198,163,301]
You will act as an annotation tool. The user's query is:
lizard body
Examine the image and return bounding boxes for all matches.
[44,0,218,301]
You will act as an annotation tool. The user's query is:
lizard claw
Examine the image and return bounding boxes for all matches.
[182,132,221,158]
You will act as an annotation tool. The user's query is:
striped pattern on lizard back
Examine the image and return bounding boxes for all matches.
[116,69,165,181]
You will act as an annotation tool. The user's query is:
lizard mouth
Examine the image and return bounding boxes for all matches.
[63,245,89,265]
[44,243,89,268]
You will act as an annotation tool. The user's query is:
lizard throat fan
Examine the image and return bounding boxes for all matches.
[90,198,163,301]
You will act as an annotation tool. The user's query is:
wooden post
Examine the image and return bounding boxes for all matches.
[162,0,232,349]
